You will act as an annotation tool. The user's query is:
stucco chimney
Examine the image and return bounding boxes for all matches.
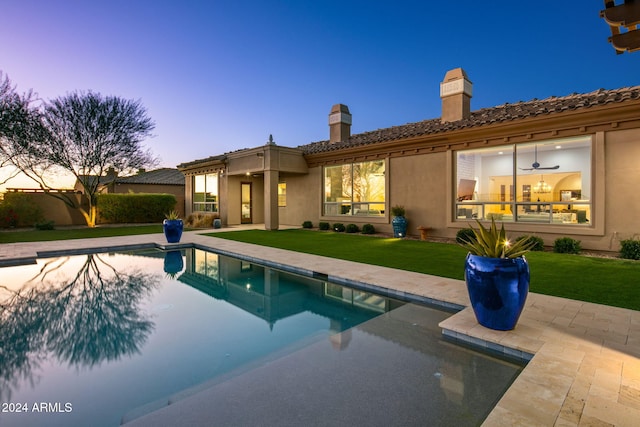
[329,104,352,143]
[440,68,472,123]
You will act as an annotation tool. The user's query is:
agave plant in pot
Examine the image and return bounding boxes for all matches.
[458,218,535,331]
[163,210,183,243]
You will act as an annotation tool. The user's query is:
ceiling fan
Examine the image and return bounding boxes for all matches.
[519,145,559,171]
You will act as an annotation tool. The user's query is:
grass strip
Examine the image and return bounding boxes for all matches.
[209,229,640,311]
[0,225,165,243]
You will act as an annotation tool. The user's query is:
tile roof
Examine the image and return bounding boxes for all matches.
[115,168,184,185]
[298,86,640,155]
[176,154,226,170]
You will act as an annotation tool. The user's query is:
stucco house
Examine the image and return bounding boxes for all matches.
[178,68,640,252]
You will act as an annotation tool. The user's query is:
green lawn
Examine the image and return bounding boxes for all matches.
[0,225,165,243]
[209,229,640,311]
[2,225,638,311]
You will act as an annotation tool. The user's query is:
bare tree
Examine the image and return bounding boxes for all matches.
[0,71,45,186]
[38,92,157,226]
[1,76,157,226]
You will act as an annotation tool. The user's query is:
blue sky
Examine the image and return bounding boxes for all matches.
[2,0,639,178]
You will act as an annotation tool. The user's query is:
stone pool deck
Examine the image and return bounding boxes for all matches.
[1,226,639,426]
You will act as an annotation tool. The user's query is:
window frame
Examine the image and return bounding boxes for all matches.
[322,159,386,218]
[278,182,286,207]
[451,136,599,230]
[192,172,219,213]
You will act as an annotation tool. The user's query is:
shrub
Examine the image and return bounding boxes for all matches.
[34,220,55,230]
[333,223,345,232]
[455,228,476,244]
[516,235,545,251]
[620,239,640,260]
[97,193,176,223]
[1,192,42,227]
[553,237,582,254]
[302,221,313,229]
[361,224,376,234]
[0,207,19,228]
[185,212,219,228]
[319,222,330,231]
[391,205,406,217]
[345,224,359,233]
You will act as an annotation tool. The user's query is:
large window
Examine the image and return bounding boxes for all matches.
[324,160,385,216]
[455,136,592,225]
[193,173,218,212]
[278,182,286,207]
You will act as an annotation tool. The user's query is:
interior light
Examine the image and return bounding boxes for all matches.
[533,175,551,194]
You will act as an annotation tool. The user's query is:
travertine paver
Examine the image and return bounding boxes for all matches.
[0,226,638,426]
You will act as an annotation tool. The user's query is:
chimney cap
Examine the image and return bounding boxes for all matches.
[330,104,351,114]
[443,68,471,83]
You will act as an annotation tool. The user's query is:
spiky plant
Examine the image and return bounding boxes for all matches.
[164,210,181,220]
[458,218,535,259]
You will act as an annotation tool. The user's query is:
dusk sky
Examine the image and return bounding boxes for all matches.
[2,0,639,187]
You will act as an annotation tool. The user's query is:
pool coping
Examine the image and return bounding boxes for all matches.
[1,229,639,425]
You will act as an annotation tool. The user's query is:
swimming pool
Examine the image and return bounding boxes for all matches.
[0,247,523,426]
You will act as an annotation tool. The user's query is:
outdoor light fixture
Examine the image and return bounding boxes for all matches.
[534,175,551,194]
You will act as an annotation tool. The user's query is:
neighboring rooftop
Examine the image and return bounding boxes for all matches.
[299,86,640,155]
[78,167,185,188]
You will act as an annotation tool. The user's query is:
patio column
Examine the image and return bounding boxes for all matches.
[264,168,279,230]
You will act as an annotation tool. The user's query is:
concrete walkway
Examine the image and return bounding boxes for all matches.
[1,226,638,426]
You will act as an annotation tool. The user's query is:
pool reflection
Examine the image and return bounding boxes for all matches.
[177,248,403,334]
[0,254,159,402]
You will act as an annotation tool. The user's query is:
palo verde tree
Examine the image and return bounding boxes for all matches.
[1,72,157,226]
[2,79,157,226]
[0,72,45,187]
[38,92,156,226]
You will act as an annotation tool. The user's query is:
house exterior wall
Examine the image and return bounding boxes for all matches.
[225,174,265,225]
[9,192,88,226]
[387,153,448,236]
[277,169,321,226]
[180,122,640,252]
[604,127,640,248]
[178,84,639,252]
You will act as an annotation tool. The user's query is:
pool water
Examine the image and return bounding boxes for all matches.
[0,248,404,427]
[0,247,524,426]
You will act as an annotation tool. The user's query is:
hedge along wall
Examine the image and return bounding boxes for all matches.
[97,193,177,224]
[1,192,43,227]
[1,191,86,227]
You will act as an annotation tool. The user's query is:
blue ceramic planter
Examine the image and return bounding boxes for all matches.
[464,254,529,331]
[163,219,183,243]
[392,216,408,238]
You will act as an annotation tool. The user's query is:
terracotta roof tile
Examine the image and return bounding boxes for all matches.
[115,168,184,185]
[299,86,640,155]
